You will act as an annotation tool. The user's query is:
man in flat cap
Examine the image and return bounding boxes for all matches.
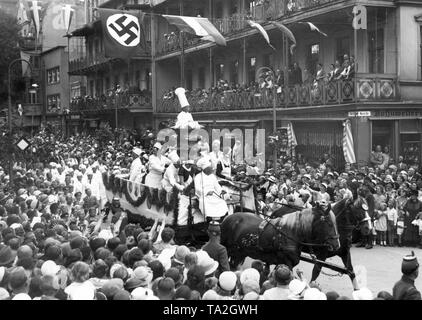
[393,251,421,300]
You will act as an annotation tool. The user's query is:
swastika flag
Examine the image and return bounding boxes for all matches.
[98,8,146,59]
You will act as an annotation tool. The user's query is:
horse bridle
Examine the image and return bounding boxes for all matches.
[335,199,369,230]
[259,209,338,249]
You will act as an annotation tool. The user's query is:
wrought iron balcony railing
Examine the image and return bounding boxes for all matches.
[70,92,152,112]
[156,75,398,113]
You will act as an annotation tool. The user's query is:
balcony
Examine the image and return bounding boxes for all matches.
[156,74,398,113]
[70,92,152,113]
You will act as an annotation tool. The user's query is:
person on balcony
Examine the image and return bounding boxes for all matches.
[173,87,202,130]
[315,63,325,83]
[327,64,336,82]
[289,62,303,86]
[334,60,344,80]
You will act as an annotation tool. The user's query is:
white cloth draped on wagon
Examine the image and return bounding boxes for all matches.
[194,171,228,219]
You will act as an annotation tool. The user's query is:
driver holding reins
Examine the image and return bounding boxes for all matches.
[194,157,229,223]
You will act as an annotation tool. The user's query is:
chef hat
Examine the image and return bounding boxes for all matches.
[196,157,212,170]
[168,151,180,164]
[175,87,189,108]
[133,148,142,156]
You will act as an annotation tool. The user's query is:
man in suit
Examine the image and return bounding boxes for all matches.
[202,221,230,276]
[393,252,421,300]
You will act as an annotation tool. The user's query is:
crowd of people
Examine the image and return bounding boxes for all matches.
[0,122,420,300]
[161,53,355,108]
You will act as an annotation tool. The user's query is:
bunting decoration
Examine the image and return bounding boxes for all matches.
[162,14,226,46]
[62,4,75,34]
[17,0,30,26]
[299,22,327,37]
[343,119,356,164]
[270,21,297,54]
[247,20,275,50]
[97,8,146,59]
[29,0,44,39]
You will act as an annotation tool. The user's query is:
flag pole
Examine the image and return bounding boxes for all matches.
[354,9,358,168]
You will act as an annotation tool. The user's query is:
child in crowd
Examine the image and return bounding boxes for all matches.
[396,209,406,247]
[374,202,387,246]
[386,199,398,246]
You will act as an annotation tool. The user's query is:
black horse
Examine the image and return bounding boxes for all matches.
[272,197,371,289]
[220,204,340,270]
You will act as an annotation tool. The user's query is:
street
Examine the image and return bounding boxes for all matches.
[244,246,422,298]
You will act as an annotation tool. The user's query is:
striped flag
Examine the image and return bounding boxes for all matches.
[287,122,297,149]
[270,21,297,54]
[247,20,275,50]
[343,119,356,163]
[162,15,226,46]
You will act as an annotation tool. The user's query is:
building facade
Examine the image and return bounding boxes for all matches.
[151,0,422,169]
[68,0,153,131]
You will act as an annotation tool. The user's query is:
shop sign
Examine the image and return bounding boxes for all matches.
[348,111,371,117]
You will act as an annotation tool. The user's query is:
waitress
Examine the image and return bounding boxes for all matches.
[144,142,170,189]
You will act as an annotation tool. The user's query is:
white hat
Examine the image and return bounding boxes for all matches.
[196,250,219,276]
[133,148,142,156]
[218,271,237,291]
[288,279,307,295]
[303,174,312,180]
[153,142,162,150]
[98,229,113,241]
[352,287,373,300]
[168,150,180,164]
[175,87,189,108]
[240,268,260,285]
[131,287,154,300]
[303,288,327,300]
[41,260,61,277]
[12,293,31,300]
[196,157,212,170]
[202,289,220,300]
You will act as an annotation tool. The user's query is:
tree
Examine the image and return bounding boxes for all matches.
[0,10,21,110]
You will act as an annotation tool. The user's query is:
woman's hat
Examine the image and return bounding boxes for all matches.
[153,142,162,150]
[218,271,237,292]
[196,251,219,276]
[173,246,190,264]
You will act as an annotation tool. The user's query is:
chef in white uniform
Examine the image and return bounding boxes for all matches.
[209,139,223,171]
[145,142,170,189]
[129,147,146,184]
[173,87,202,130]
[162,150,184,193]
[194,157,228,222]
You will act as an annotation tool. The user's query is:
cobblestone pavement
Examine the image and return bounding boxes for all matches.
[243,246,422,298]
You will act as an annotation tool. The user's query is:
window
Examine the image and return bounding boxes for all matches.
[29,91,39,104]
[368,29,384,74]
[216,63,225,81]
[336,37,350,63]
[47,94,61,113]
[186,69,193,90]
[230,60,239,84]
[263,54,271,67]
[307,43,320,76]
[248,57,256,83]
[145,69,151,92]
[198,67,205,88]
[47,67,60,85]
[215,1,223,18]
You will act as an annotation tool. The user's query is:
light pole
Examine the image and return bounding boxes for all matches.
[257,67,277,169]
[8,58,33,185]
